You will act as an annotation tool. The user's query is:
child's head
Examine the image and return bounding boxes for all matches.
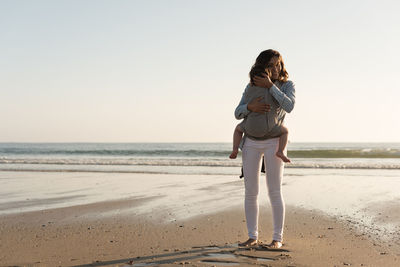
[249,65,270,86]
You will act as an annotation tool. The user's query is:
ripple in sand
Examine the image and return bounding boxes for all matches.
[131,263,153,267]
[200,259,240,266]
[204,253,236,259]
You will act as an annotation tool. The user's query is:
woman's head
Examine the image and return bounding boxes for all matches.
[249,49,288,83]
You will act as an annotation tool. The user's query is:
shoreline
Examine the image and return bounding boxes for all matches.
[0,199,399,266]
[2,170,400,238]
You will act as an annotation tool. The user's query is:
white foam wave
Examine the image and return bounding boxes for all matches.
[0,157,400,170]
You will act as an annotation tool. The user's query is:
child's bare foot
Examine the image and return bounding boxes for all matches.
[229,150,238,159]
[276,151,291,163]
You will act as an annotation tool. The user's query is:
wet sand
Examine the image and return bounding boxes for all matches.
[0,197,399,267]
[1,170,400,266]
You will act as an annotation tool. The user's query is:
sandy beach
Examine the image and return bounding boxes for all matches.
[1,170,400,266]
[0,199,399,266]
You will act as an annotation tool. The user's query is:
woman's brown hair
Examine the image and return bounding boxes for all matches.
[249,49,289,84]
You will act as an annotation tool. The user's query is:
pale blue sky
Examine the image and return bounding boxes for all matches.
[1,0,399,142]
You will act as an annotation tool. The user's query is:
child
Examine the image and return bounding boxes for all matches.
[229,66,290,163]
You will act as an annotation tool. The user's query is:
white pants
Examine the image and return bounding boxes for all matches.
[242,137,285,242]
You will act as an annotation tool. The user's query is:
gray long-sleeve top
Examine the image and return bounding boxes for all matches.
[234,80,296,142]
[235,80,296,119]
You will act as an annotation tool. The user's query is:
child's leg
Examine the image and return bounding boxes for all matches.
[275,126,291,163]
[230,124,244,159]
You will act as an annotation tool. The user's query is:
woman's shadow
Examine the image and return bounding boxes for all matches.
[71,243,290,267]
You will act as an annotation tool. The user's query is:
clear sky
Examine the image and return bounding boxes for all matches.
[1,0,399,143]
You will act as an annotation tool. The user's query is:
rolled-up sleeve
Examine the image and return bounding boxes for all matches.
[269,80,296,113]
[234,85,251,119]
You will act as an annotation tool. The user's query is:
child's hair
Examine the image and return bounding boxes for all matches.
[249,65,269,86]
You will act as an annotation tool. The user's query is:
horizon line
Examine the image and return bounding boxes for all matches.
[0,141,399,144]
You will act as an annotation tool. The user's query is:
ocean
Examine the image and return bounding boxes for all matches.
[0,142,400,175]
[1,142,399,243]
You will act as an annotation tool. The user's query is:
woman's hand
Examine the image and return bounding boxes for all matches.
[247,97,271,114]
[253,73,274,89]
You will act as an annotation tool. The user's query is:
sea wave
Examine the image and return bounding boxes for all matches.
[1,157,400,170]
[2,157,237,166]
[2,148,400,158]
[289,149,400,158]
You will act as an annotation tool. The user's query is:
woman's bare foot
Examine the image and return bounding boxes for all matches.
[229,150,238,159]
[238,238,258,247]
[276,151,291,163]
[266,240,283,249]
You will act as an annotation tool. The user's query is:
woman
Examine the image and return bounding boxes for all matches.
[235,49,295,249]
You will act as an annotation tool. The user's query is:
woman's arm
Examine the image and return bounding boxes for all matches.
[269,80,296,113]
[234,86,251,119]
[252,76,296,113]
[235,84,271,119]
